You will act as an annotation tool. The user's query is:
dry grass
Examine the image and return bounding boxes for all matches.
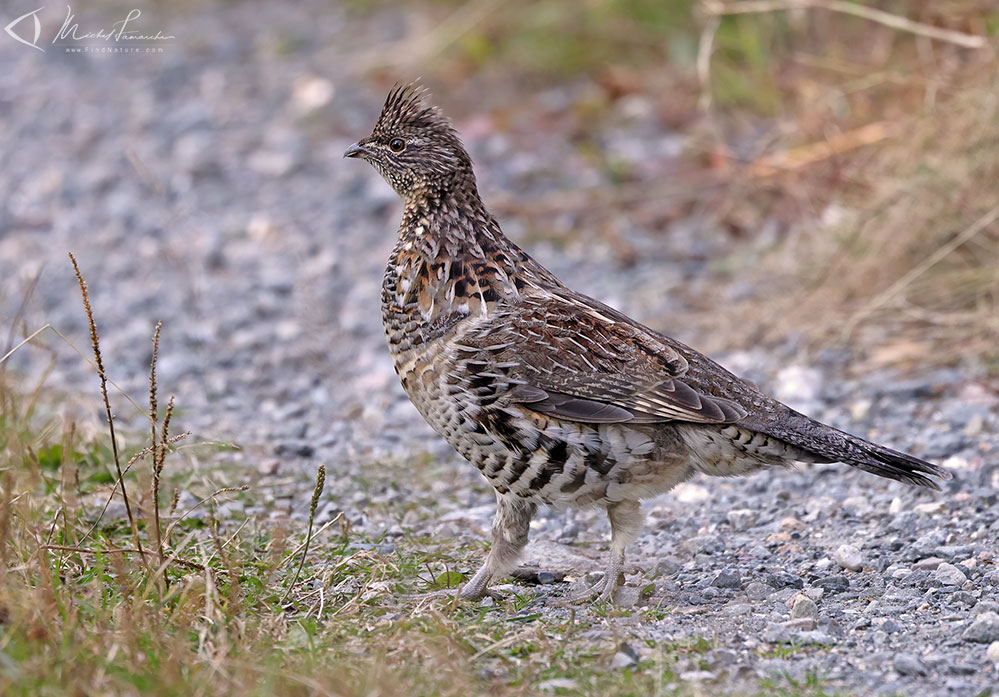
[703,82,999,370]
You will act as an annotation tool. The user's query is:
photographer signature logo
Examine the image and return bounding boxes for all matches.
[5,5,175,53]
[4,8,44,51]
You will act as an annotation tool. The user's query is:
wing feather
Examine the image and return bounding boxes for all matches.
[462,291,748,426]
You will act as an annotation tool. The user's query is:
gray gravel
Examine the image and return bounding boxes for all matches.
[1,2,998,695]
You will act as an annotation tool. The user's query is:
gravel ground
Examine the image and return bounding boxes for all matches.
[1,2,997,695]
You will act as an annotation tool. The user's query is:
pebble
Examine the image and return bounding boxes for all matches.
[962,612,999,643]
[892,653,929,676]
[679,670,716,682]
[913,501,946,515]
[934,563,967,587]
[745,582,771,601]
[727,508,759,531]
[766,572,804,590]
[813,575,850,593]
[763,623,791,644]
[612,586,641,608]
[795,631,834,646]
[709,649,738,669]
[537,678,580,691]
[611,642,640,669]
[972,601,999,617]
[987,642,999,662]
[782,618,816,631]
[779,517,807,532]
[712,569,742,589]
[774,365,824,413]
[790,594,819,620]
[653,557,682,577]
[879,618,902,634]
[833,544,864,572]
[914,557,946,571]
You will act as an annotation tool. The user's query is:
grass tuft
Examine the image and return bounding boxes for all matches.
[69,251,144,565]
[282,464,326,603]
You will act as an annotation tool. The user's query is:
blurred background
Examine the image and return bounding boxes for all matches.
[0,0,997,464]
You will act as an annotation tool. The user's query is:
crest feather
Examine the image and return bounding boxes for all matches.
[374,83,452,135]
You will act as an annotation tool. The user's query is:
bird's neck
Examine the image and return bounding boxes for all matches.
[382,185,552,340]
[399,183,494,257]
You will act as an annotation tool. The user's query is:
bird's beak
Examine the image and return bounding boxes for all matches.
[343,142,370,159]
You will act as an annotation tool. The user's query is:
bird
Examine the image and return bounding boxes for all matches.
[343,84,951,604]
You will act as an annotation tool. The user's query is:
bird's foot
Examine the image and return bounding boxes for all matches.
[552,571,624,607]
[458,584,505,602]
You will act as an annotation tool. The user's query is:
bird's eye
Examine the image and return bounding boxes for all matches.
[389,137,406,152]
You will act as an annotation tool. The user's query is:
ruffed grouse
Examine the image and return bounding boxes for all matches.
[344,85,950,603]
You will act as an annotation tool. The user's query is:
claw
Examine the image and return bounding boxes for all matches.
[552,570,624,606]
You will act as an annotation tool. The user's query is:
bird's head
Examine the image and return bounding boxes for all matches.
[344,84,474,201]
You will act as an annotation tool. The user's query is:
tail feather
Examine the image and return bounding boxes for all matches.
[764,410,952,490]
[843,437,951,490]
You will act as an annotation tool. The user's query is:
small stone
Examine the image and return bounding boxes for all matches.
[964,415,985,437]
[712,569,741,589]
[538,678,579,692]
[765,572,803,590]
[653,557,682,577]
[774,365,824,413]
[727,509,759,531]
[813,575,850,593]
[986,641,999,662]
[745,581,771,601]
[849,399,871,421]
[879,618,902,634]
[612,585,641,608]
[709,649,738,669]
[972,601,999,617]
[724,603,752,617]
[679,671,716,682]
[934,562,967,587]
[950,591,976,607]
[833,544,864,572]
[914,501,946,515]
[893,653,929,676]
[913,557,946,571]
[841,495,872,517]
[780,517,806,531]
[963,612,999,643]
[889,511,917,533]
[257,460,280,475]
[794,630,834,646]
[291,75,334,115]
[536,571,556,585]
[782,618,816,631]
[611,642,640,668]
[763,622,791,644]
[790,594,819,620]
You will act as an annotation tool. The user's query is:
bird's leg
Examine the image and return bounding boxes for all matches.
[459,493,537,601]
[560,499,644,605]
